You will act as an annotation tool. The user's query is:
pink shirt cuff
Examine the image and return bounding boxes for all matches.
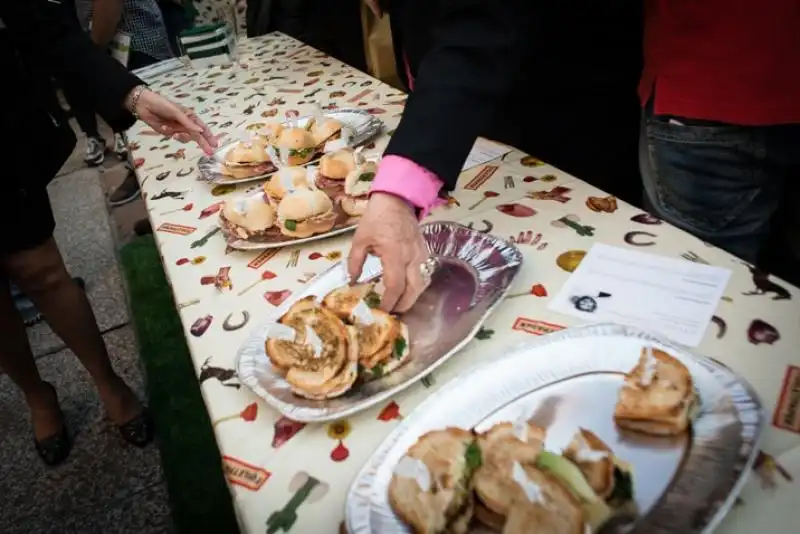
[370,155,446,219]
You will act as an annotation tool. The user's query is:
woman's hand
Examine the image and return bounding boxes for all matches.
[347,192,431,313]
[126,87,217,155]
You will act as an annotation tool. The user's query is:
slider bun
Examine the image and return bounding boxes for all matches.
[220,197,276,237]
[344,161,378,196]
[318,149,356,180]
[225,140,269,165]
[278,189,334,221]
[277,127,316,150]
[312,118,344,145]
[340,196,369,217]
[263,166,312,205]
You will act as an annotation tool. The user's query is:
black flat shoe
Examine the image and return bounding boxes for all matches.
[117,407,155,448]
[32,383,72,466]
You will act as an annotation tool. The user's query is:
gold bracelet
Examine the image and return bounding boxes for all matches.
[129,85,147,120]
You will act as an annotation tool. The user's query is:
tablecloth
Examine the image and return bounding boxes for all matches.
[128,33,800,534]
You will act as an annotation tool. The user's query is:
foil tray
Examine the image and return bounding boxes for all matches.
[197,108,383,185]
[235,221,523,422]
[345,323,764,534]
[222,224,357,251]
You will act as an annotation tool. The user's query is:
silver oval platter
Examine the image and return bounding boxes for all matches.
[345,323,764,534]
[222,224,358,251]
[198,108,383,185]
[236,221,523,422]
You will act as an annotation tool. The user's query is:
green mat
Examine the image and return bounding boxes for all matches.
[120,236,239,534]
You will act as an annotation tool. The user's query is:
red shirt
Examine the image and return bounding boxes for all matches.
[639,0,800,125]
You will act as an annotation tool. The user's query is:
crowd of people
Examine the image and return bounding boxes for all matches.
[0,0,796,468]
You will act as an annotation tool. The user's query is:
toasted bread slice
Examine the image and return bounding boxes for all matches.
[506,464,586,534]
[614,347,695,436]
[360,320,411,381]
[322,283,380,320]
[356,309,401,358]
[289,326,360,399]
[388,428,479,534]
[473,421,546,524]
[474,500,505,531]
[563,429,615,500]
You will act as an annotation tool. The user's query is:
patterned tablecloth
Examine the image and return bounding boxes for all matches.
[128,33,800,534]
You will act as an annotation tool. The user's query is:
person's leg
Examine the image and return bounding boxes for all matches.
[0,278,64,441]
[639,107,782,264]
[2,238,146,429]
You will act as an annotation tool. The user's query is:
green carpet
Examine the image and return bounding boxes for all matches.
[119,236,239,534]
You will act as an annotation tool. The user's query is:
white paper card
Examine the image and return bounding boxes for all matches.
[548,244,731,347]
[461,138,512,171]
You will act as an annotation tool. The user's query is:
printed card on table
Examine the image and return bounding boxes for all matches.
[548,243,731,347]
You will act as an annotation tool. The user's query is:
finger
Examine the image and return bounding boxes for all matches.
[394,263,425,313]
[379,254,407,312]
[167,103,204,134]
[346,236,369,285]
[190,131,216,155]
[173,132,192,143]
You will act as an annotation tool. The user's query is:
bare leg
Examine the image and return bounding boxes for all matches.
[0,278,63,440]
[2,238,142,425]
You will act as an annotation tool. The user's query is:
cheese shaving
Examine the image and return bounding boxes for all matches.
[304,324,324,358]
[512,462,545,504]
[233,199,248,215]
[512,415,529,443]
[394,456,431,493]
[350,299,376,325]
[574,433,609,462]
[640,346,658,386]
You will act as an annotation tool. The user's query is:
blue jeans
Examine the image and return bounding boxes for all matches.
[640,107,800,265]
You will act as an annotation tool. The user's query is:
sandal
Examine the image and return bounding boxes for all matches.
[32,382,72,466]
[117,407,155,448]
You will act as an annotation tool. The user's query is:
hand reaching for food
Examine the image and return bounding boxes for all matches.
[347,192,432,313]
[126,86,217,155]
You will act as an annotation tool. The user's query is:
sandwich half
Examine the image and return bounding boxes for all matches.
[322,282,381,320]
[264,297,358,399]
[389,428,482,534]
[562,429,635,510]
[316,149,356,197]
[224,139,270,167]
[472,421,546,530]
[312,117,344,147]
[614,347,696,436]
[502,462,587,534]
[356,313,410,380]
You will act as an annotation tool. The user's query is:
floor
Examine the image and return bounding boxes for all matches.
[0,122,171,534]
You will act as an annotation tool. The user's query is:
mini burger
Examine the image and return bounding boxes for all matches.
[219,195,279,241]
[311,117,344,147]
[341,160,378,217]
[274,127,318,166]
[315,148,356,195]
[224,139,270,166]
[263,166,314,208]
[276,188,337,238]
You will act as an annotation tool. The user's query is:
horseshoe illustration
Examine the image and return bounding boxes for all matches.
[222,311,250,331]
[342,81,356,88]
[624,231,657,246]
[177,167,194,177]
[467,219,494,234]
[155,170,171,181]
[711,315,727,339]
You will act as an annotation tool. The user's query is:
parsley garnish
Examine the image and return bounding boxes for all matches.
[371,363,385,378]
[358,172,376,182]
[393,337,407,359]
[284,219,297,231]
[465,442,482,471]
[364,291,381,309]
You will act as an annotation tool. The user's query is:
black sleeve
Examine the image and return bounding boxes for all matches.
[0,0,142,131]
[383,0,534,191]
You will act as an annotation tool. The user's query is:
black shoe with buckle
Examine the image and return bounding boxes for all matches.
[117,407,155,448]
[32,382,72,466]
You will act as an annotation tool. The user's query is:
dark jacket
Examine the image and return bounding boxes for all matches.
[0,0,141,192]
[385,0,644,203]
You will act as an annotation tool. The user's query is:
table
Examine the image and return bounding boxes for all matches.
[129,33,800,533]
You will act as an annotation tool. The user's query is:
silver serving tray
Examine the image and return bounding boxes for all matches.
[222,223,357,251]
[198,109,384,185]
[236,222,523,422]
[345,323,764,534]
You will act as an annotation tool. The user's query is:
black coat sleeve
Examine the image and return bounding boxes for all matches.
[0,0,142,132]
[383,0,534,191]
